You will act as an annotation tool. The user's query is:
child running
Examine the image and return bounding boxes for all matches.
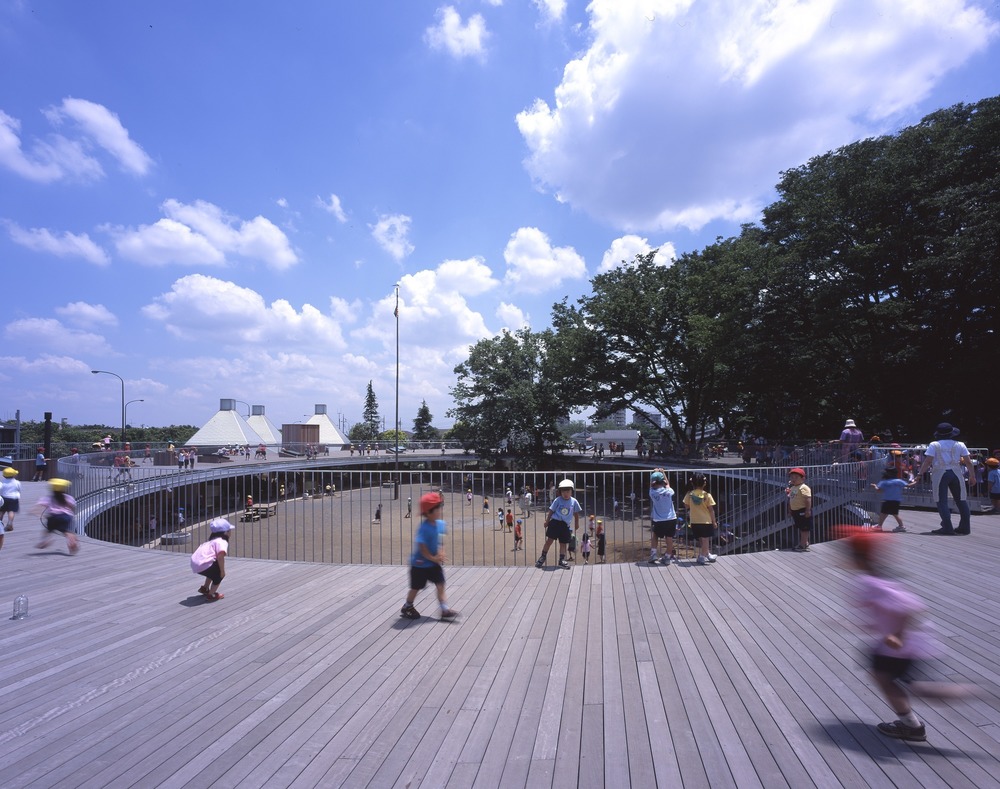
[401,492,458,621]
[842,528,973,742]
[647,469,677,565]
[871,468,917,532]
[513,518,523,551]
[33,478,79,554]
[191,518,234,600]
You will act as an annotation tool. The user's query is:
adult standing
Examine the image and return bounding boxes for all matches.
[915,423,975,535]
[839,419,865,461]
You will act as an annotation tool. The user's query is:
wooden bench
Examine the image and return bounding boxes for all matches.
[241,502,278,521]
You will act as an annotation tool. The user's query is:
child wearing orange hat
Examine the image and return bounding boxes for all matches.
[401,492,458,621]
[788,468,812,552]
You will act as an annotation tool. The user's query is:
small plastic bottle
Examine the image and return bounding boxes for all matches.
[12,594,28,620]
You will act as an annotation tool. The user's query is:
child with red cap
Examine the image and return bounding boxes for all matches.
[788,468,812,551]
[401,491,458,621]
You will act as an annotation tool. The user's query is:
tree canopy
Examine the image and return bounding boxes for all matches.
[449,96,1000,451]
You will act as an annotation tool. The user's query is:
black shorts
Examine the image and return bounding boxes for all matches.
[0,499,19,513]
[791,510,812,532]
[545,520,572,543]
[690,523,714,540]
[872,652,914,681]
[409,564,445,590]
[651,519,677,539]
[46,513,75,534]
[197,560,223,584]
[880,501,901,515]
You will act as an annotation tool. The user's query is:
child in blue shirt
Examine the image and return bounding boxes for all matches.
[871,468,917,532]
[648,469,677,565]
[987,458,1000,512]
[535,479,582,569]
[401,492,458,621]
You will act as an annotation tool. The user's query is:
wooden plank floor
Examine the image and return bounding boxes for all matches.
[2,484,999,788]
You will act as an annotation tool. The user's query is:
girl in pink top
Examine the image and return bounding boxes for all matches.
[191,518,234,601]
[33,478,78,554]
[844,529,972,743]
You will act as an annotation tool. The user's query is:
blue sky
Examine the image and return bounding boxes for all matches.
[2,0,998,434]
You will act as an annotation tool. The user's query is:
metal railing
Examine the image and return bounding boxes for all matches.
[60,448,997,567]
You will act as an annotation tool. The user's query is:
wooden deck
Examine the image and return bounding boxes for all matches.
[1,483,999,788]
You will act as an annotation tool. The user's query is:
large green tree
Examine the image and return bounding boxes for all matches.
[449,328,565,459]
[761,97,1000,439]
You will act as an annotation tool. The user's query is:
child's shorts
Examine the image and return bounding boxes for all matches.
[880,501,901,515]
[690,523,714,540]
[872,652,914,681]
[651,518,677,539]
[197,560,223,584]
[410,564,445,590]
[791,510,812,532]
[46,513,75,533]
[545,521,572,543]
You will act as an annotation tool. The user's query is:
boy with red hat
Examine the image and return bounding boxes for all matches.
[788,468,812,552]
[401,492,458,621]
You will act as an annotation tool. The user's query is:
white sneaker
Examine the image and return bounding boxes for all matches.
[706,554,717,563]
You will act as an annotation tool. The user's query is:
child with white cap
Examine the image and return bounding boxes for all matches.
[191,518,234,601]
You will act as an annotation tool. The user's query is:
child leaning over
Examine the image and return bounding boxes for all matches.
[191,518,234,601]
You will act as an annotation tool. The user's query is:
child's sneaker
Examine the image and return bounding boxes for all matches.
[706,553,717,563]
[400,604,420,620]
[697,556,708,565]
[648,553,659,565]
[535,555,546,568]
[658,554,672,566]
[892,525,906,533]
[558,558,571,569]
[440,608,459,620]
[877,720,926,741]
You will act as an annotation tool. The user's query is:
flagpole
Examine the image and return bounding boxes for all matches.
[394,284,400,477]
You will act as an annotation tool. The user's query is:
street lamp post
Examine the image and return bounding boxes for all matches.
[92,370,125,445]
[124,399,144,445]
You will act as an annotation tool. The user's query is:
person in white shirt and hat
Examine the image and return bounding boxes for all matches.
[915,423,975,535]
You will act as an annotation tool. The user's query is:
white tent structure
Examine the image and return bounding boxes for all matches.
[247,405,281,444]
[186,399,267,447]
[304,404,348,447]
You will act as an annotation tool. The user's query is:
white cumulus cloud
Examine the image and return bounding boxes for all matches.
[516,0,1000,232]
[3,220,110,265]
[318,193,348,223]
[496,302,529,330]
[55,302,118,328]
[43,97,153,176]
[141,274,346,349]
[110,199,298,270]
[425,6,489,60]
[599,234,676,273]
[370,213,414,261]
[502,227,587,294]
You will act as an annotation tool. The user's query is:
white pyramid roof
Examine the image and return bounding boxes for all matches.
[247,405,281,444]
[305,404,347,446]
[186,400,268,447]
